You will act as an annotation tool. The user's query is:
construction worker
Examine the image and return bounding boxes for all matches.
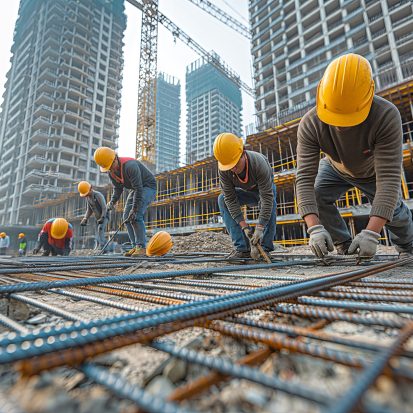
[78,181,109,252]
[18,233,27,256]
[33,218,73,256]
[94,147,157,257]
[0,232,10,255]
[296,53,413,260]
[213,133,277,259]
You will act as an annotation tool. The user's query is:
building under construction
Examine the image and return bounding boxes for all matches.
[30,77,413,248]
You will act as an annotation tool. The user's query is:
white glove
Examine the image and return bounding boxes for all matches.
[307,224,334,258]
[348,229,380,259]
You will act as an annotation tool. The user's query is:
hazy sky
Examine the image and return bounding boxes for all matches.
[0,0,254,161]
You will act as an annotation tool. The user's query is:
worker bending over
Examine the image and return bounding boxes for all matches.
[94,147,157,257]
[33,218,73,256]
[18,233,27,256]
[296,53,413,260]
[0,232,10,255]
[78,181,109,252]
[214,133,277,259]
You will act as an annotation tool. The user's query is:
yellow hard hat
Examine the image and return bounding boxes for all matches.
[317,53,375,127]
[213,133,244,171]
[18,233,25,239]
[78,181,92,197]
[146,231,173,256]
[0,232,5,238]
[94,147,116,172]
[50,218,69,240]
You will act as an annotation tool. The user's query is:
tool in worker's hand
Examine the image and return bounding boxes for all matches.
[243,226,271,263]
[98,219,127,256]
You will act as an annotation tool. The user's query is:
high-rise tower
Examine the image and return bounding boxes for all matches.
[0,0,126,225]
[249,0,413,129]
[186,56,242,165]
[156,72,181,173]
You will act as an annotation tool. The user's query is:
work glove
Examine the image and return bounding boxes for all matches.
[106,201,114,211]
[80,218,88,226]
[97,217,105,224]
[127,209,137,222]
[348,229,380,259]
[32,248,40,255]
[251,225,264,245]
[307,224,334,258]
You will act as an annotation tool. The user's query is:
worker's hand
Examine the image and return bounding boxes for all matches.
[106,201,114,211]
[80,218,88,226]
[97,217,105,224]
[127,209,137,222]
[348,229,380,259]
[32,248,40,255]
[307,224,334,258]
[251,225,264,245]
[242,225,254,240]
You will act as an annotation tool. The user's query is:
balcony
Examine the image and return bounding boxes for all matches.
[33,104,53,117]
[31,117,51,130]
[26,155,48,168]
[31,129,50,142]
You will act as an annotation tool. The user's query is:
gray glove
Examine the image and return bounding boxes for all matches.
[106,201,114,211]
[307,224,334,258]
[251,225,264,245]
[80,218,88,226]
[242,226,254,240]
[348,229,380,259]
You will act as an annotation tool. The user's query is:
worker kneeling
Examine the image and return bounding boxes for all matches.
[94,147,157,257]
[33,218,73,256]
[296,53,413,260]
[214,133,277,260]
[78,181,109,252]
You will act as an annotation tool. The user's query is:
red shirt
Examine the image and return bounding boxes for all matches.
[40,219,73,249]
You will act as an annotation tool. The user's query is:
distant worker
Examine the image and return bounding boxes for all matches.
[0,232,10,255]
[78,181,109,252]
[94,147,157,257]
[213,133,277,259]
[296,53,413,260]
[33,218,73,256]
[18,233,27,257]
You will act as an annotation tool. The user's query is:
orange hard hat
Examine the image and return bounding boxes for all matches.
[50,218,69,240]
[78,181,92,197]
[213,133,244,171]
[146,231,173,256]
[94,147,116,172]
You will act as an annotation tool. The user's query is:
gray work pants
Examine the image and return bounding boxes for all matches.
[96,215,109,248]
[314,158,413,252]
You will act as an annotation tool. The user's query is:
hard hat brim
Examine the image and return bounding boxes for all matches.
[79,192,89,197]
[317,104,371,127]
[100,165,112,172]
[217,156,242,172]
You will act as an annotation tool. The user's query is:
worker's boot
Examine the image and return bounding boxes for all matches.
[226,250,250,260]
[124,247,136,257]
[131,246,146,257]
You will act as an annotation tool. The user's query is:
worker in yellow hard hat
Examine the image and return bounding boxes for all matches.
[78,181,110,252]
[94,147,157,257]
[0,232,10,255]
[213,133,277,260]
[33,218,73,256]
[18,233,27,257]
[296,53,413,260]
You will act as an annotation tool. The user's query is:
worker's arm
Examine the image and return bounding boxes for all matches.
[64,229,73,254]
[110,181,124,205]
[369,106,403,229]
[219,171,244,224]
[254,155,275,227]
[84,201,93,220]
[126,162,144,212]
[296,115,322,220]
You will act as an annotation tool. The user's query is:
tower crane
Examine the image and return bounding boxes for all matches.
[125,0,253,171]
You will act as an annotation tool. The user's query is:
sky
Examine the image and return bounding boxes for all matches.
[0,0,254,162]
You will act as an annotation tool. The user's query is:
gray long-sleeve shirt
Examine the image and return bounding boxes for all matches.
[296,95,403,222]
[83,190,107,221]
[219,150,274,226]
